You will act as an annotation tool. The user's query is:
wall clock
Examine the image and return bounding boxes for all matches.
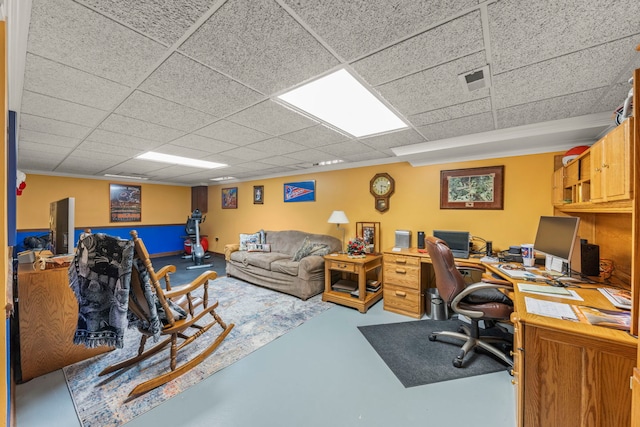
[370,173,395,212]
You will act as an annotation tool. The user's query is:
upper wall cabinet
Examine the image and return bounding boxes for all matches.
[554,117,633,212]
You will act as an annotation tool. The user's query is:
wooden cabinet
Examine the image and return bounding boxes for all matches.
[191,185,208,213]
[590,118,633,203]
[521,324,635,427]
[552,166,566,205]
[16,265,112,382]
[382,250,426,318]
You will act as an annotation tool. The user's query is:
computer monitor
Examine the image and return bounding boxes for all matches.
[533,215,580,273]
[433,230,470,259]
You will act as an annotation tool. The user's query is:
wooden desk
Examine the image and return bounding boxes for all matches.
[322,253,383,313]
[485,263,637,427]
[16,264,113,382]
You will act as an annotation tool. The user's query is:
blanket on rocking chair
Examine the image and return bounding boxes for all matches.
[68,233,134,349]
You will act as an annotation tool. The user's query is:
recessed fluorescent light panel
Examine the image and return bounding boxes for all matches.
[277,69,408,138]
[210,176,235,181]
[104,174,149,180]
[137,152,226,169]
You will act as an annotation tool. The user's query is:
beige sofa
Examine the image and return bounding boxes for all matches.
[224,230,341,300]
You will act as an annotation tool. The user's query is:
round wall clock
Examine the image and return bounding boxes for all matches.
[370,173,395,212]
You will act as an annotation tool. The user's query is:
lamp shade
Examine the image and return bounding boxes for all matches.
[327,210,349,224]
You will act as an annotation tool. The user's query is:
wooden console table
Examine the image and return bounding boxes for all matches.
[15,264,113,382]
[322,253,383,313]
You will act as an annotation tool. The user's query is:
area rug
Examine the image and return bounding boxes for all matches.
[358,319,511,388]
[63,277,331,427]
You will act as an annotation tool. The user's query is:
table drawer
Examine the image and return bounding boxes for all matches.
[383,264,420,290]
[384,254,420,267]
[327,260,356,273]
[383,284,423,318]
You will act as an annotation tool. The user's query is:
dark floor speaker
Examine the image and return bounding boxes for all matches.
[581,243,600,276]
[417,231,425,249]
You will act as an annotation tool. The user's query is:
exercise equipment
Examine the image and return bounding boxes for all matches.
[184,209,213,270]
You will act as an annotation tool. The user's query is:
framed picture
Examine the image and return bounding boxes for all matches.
[284,180,315,202]
[222,187,238,209]
[109,183,141,222]
[253,185,264,204]
[356,222,380,254]
[440,166,504,210]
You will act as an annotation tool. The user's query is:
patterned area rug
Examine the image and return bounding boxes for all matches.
[63,277,331,427]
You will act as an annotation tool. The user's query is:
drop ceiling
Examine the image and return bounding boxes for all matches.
[9,0,640,186]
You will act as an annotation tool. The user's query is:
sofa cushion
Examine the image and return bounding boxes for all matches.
[292,237,331,261]
[247,243,271,252]
[271,259,300,276]
[230,250,289,270]
[239,229,266,251]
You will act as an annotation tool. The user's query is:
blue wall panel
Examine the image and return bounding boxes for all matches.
[16,224,186,255]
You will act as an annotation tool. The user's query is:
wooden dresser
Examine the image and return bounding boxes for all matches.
[15,265,112,382]
[382,249,429,318]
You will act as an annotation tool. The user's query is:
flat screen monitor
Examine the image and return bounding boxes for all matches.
[49,197,75,255]
[533,215,580,269]
[433,230,470,259]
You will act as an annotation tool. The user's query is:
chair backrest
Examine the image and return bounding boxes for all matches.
[130,230,177,326]
[425,236,467,305]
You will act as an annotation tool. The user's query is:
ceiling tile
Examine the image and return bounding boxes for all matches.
[597,82,634,114]
[76,0,217,46]
[115,91,217,132]
[20,114,91,139]
[353,11,483,85]
[489,0,640,74]
[283,0,477,60]
[19,129,82,148]
[195,120,270,145]
[28,0,166,86]
[493,37,640,110]
[102,159,173,175]
[360,128,426,152]
[221,146,268,162]
[76,140,144,157]
[21,91,107,127]
[279,124,350,148]
[179,0,339,94]
[496,88,608,129]
[23,54,131,110]
[98,114,185,143]
[417,112,494,140]
[320,140,374,157]
[260,155,303,167]
[376,51,489,116]
[409,98,491,127]
[285,148,340,163]
[246,138,307,155]
[227,100,317,136]
[85,129,165,151]
[140,53,264,117]
[169,134,237,153]
[341,149,392,163]
[19,141,74,157]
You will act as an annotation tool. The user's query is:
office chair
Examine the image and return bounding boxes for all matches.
[426,236,514,368]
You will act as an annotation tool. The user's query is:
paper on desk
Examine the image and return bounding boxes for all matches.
[524,296,578,320]
[518,283,571,295]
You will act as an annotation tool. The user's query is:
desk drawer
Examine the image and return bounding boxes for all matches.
[384,254,420,267]
[383,284,423,318]
[384,264,420,290]
[327,260,355,273]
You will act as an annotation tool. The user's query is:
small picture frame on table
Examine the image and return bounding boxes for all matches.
[356,222,380,254]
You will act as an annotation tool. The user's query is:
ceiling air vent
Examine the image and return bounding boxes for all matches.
[458,66,491,93]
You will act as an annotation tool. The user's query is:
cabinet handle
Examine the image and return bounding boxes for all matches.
[395,268,406,274]
[395,290,406,297]
[395,259,407,264]
[511,379,517,385]
[602,163,609,168]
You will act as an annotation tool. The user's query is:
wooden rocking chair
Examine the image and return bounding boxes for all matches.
[99,230,234,397]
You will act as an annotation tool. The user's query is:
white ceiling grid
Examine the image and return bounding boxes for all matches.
[14,0,640,185]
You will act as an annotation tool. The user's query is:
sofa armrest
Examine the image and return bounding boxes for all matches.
[224,243,240,261]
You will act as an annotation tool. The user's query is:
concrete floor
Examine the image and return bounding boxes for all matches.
[15,255,516,427]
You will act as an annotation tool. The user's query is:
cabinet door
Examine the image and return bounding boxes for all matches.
[523,325,634,427]
[590,138,604,202]
[552,167,565,205]
[632,369,640,427]
[602,119,631,201]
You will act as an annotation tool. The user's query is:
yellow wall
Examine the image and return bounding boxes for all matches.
[16,175,192,229]
[203,152,557,255]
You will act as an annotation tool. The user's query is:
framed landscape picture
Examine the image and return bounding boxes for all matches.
[222,187,238,209]
[440,166,504,210]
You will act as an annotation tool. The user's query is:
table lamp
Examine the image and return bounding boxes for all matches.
[327,210,349,253]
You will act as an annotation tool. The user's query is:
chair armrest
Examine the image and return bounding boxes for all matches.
[163,270,218,299]
[224,243,240,261]
[455,262,486,273]
[156,264,176,279]
[451,281,514,319]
